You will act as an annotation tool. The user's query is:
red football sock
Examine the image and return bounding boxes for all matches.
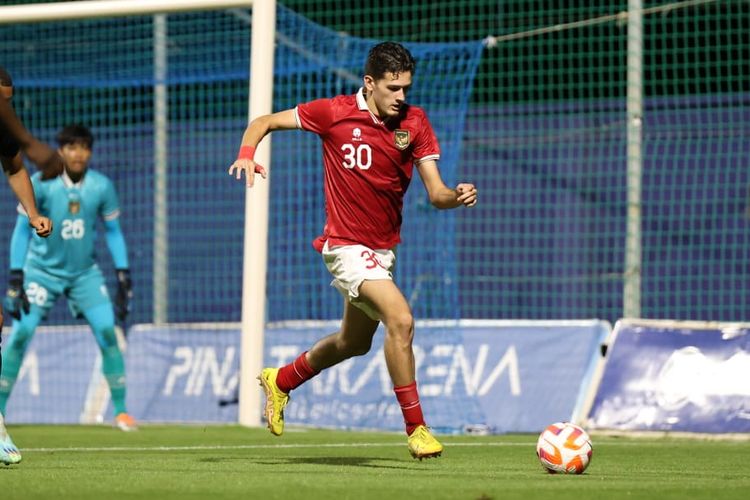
[275,351,318,393]
[394,381,426,436]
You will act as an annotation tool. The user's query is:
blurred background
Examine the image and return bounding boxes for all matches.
[1,0,747,326]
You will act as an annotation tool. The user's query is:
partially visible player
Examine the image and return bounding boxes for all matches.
[0,66,64,179]
[228,42,477,459]
[1,65,54,466]
[0,124,136,446]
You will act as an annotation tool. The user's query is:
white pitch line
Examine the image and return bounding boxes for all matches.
[25,441,534,453]
[25,437,721,453]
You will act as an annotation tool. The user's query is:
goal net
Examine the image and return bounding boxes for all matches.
[0,1,483,424]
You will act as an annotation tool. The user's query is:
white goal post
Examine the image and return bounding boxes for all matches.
[0,0,275,428]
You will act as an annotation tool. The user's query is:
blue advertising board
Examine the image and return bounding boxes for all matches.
[1,326,100,424]
[264,320,608,433]
[3,320,608,433]
[587,319,750,433]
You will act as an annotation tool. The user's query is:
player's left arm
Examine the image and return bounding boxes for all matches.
[416,159,477,209]
[102,176,132,322]
[0,94,34,148]
[2,153,52,237]
[0,98,64,180]
[104,217,132,322]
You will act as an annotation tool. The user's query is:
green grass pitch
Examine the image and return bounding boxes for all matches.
[2,425,748,500]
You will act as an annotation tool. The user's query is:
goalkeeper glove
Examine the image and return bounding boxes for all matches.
[114,269,132,322]
[4,270,29,320]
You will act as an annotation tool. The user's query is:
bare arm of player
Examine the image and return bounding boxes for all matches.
[0,96,34,147]
[228,109,299,188]
[2,153,53,237]
[0,98,64,179]
[416,159,478,209]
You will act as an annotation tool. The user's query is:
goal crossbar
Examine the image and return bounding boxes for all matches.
[0,0,254,24]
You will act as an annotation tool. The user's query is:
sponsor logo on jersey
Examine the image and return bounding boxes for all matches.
[394,129,410,150]
[352,127,362,141]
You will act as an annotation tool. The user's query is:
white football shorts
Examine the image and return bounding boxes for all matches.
[321,241,396,320]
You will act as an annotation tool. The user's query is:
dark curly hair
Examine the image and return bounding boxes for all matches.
[364,42,416,80]
[56,123,94,149]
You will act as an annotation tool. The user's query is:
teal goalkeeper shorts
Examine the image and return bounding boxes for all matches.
[22,263,111,318]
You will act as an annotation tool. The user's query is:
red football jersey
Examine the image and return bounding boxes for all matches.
[295,88,441,252]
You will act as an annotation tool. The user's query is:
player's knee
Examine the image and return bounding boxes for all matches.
[8,324,33,352]
[337,334,372,357]
[347,337,373,357]
[385,312,414,341]
[96,326,118,350]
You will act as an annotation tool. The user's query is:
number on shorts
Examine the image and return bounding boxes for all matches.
[26,282,48,307]
[360,250,385,270]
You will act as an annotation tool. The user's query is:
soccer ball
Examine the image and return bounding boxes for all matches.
[536,422,593,474]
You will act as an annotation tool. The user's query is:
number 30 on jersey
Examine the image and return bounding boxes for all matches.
[341,143,372,170]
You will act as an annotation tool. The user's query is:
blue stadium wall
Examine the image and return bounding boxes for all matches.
[1,97,747,325]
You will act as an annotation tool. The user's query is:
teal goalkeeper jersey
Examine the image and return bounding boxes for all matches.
[21,170,120,279]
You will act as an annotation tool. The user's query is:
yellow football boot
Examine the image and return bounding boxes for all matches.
[407,425,443,460]
[258,368,289,436]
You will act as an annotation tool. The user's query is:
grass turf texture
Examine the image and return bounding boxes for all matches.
[2,425,748,500]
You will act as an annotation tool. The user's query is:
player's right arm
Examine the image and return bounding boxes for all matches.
[228,109,299,188]
[2,153,52,237]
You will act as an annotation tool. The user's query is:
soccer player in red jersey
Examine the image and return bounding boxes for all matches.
[228,42,477,459]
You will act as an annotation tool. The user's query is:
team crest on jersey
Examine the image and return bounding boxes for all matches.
[394,129,410,150]
[69,200,80,214]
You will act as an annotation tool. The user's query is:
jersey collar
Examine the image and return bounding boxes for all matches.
[356,87,384,125]
[61,170,84,188]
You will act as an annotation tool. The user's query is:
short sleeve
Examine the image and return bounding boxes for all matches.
[412,112,441,163]
[296,98,334,135]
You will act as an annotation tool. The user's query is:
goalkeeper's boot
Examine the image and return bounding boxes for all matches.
[0,417,22,465]
[258,368,289,436]
[114,413,138,432]
[407,425,443,460]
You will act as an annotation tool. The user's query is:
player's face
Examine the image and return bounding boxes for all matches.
[364,71,412,119]
[59,142,92,176]
[0,85,12,101]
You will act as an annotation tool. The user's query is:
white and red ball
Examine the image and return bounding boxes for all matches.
[536,422,593,474]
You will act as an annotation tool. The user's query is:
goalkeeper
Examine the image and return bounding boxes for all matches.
[1,64,54,466]
[0,124,136,443]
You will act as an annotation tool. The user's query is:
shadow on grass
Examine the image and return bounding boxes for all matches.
[201,455,410,469]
